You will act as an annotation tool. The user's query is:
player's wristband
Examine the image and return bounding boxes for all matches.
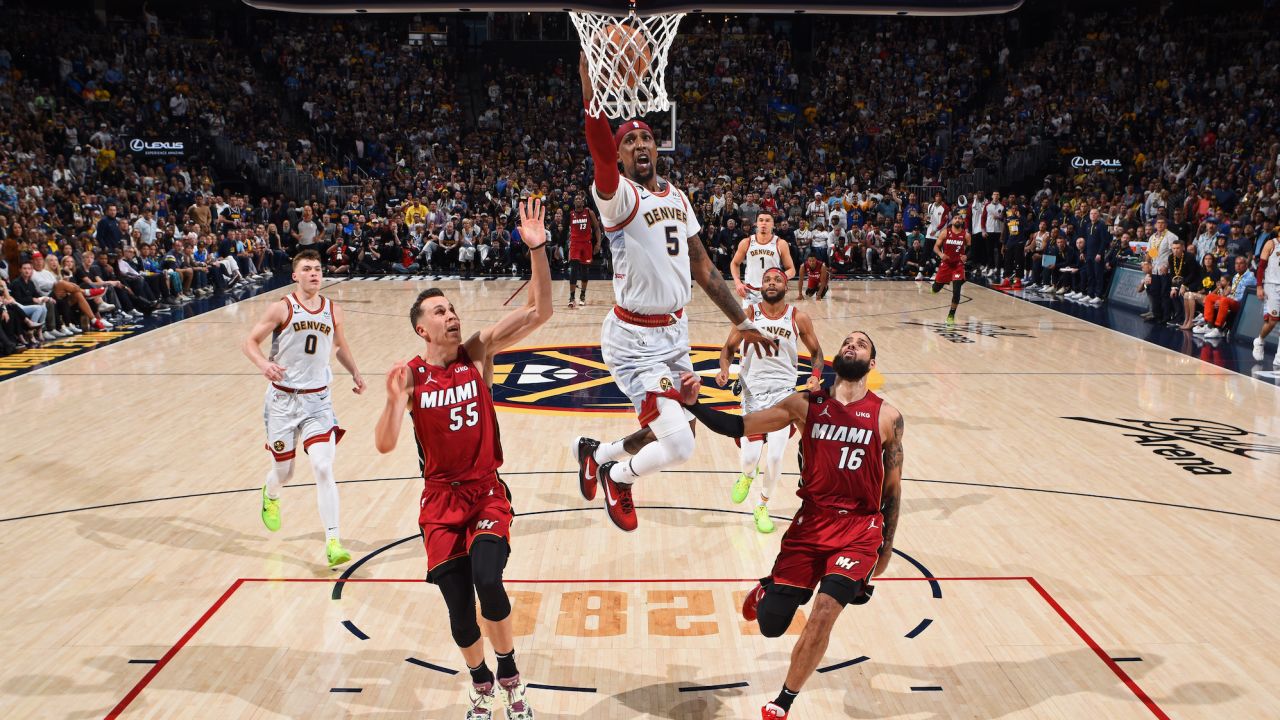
[810,362,824,379]
[736,319,758,332]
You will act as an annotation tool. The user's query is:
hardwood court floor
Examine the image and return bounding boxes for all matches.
[2,277,1277,719]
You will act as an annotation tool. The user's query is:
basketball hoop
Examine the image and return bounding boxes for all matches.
[570,3,684,119]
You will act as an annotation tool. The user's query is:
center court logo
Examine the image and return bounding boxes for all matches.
[489,344,844,415]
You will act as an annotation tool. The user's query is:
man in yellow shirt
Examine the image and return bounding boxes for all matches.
[403,194,428,227]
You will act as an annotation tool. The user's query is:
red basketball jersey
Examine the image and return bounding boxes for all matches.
[407,348,503,484]
[798,388,884,514]
[569,209,593,245]
[939,226,967,262]
[805,261,825,289]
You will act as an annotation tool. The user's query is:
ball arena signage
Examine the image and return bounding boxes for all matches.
[900,320,1035,344]
[489,344,843,416]
[1062,416,1280,475]
[128,138,186,156]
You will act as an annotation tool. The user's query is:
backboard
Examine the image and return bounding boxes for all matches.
[242,1,1023,16]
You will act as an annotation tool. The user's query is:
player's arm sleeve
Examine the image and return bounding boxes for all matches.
[585,108,620,195]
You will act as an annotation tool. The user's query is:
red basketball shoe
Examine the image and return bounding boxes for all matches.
[762,702,788,718]
[574,436,600,501]
[598,462,637,532]
[742,582,766,622]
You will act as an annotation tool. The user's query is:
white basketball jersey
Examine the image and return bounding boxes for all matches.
[270,293,335,390]
[743,236,784,290]
[594,176,700,314]
[741,303,799,395]
[1268,241,1280,288]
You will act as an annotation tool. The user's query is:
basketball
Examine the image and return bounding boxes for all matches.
[598,22,652,89]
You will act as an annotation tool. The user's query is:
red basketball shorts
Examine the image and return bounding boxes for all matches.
[769,503,883,591]
[418,476,513,576]
[934,259,965,284]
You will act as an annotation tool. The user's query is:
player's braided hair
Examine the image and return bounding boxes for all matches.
[409,287,446,329]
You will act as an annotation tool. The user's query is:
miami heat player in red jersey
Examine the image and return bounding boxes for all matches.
[678,330,904,720]
[932,214,971,324]
[375,199,552,720]
[567,194,599,308]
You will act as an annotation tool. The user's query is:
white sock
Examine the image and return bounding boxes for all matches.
[593,438,630,464]
[265,459,294,499]
[307,440,340,541]
[609,399,695,484]
[760,426,790,502]
[740,437,763,478]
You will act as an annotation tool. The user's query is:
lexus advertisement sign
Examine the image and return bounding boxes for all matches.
[127,138,187,157]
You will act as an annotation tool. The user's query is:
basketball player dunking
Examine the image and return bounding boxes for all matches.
[567,194,599,308]
[373,200,550,720]
[732,211,796,308]
[241,249,367,567]
[931,215,971,325]
[716,267,824,533]
[571,55,776,532]
[679,331,904,719]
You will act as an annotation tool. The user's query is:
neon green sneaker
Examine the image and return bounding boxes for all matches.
[945,314,956,326]
[326,538,351,567]
[731,470,756,504]
[260,485,281,532]
[753,504,775,534]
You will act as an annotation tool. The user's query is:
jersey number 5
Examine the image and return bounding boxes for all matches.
[665,226,680,256]
[449,402,479,431]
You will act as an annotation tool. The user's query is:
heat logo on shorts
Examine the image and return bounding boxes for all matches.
[488,344,840,416]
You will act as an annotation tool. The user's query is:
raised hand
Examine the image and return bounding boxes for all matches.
[519,198,547,250]
[740,328,779,357]
[385,362,409,402]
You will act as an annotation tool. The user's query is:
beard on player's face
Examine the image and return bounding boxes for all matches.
[833,352,872,381]
[762,286,786,304]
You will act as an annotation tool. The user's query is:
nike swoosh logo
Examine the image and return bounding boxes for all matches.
[603,478,618,507]
[639,193,652,200]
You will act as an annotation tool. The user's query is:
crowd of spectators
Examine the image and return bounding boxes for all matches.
[2,3,1278,358]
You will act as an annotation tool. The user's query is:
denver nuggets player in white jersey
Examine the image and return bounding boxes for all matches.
[731,211,796,308]
[572,55,776,533]
[242,249,366,567]
[716,267,825,533]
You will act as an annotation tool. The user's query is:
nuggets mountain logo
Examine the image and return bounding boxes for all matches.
[1063,416,1280,475]
[488,344,866,415]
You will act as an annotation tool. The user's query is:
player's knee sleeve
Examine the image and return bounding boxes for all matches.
[270,459,294,483]
[651,398,695,458]
[739,437,764,474]
[951,281,963,304]
[757,585,808,638]
[470,536,511,622]
[432,563,482,647]
[818,573,874,607]
[307,440,336,477]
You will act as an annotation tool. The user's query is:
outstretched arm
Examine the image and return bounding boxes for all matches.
[580,54,619,200]
[875,405,904,577]
[331,303,366,394]
[795,310,825,392]
[688,232,778,357]
[373,362,413,453]
[678,371,807,437]
[729,238,750,297]
[469,200,553,361]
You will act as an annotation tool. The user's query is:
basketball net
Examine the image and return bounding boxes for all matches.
[570,8,684,119]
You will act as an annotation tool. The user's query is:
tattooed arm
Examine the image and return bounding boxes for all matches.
[875,404,904,577]
[687,232,777,356]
